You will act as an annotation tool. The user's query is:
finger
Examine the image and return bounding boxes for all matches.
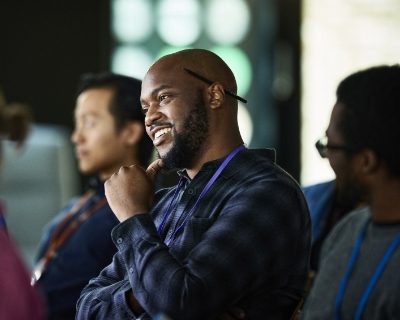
[146,159,164,181]
[114,165,128,175]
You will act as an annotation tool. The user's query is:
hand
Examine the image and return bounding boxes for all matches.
[218,307,246,320]
[105,159,164,222]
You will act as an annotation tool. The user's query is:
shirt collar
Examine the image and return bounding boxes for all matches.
[87,176,106,196]
[176,148,276,181]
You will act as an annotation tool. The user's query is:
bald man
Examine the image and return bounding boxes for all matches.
[77,49,311,320]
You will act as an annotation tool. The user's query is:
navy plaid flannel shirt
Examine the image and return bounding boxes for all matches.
[77,148,311,320]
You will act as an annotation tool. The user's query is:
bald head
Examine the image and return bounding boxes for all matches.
[148,49,239,102]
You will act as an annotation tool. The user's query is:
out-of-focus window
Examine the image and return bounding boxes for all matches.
[301,0,400,186]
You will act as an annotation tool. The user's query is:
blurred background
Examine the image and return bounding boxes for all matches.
[0,0,399,266]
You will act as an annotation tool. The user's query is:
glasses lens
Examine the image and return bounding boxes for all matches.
[315,138,328,158]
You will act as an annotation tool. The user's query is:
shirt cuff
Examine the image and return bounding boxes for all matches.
[111,213,160,250]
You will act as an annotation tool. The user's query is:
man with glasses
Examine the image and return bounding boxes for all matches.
[77,48,311,320]
[301,65,400,319]
[303,136,363,273]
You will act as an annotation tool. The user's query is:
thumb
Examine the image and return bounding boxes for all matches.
[146,159,164,181]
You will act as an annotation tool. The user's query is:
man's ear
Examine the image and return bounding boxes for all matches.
[359,149,380,174]
[122,121,144,146]
[207,83,225,109]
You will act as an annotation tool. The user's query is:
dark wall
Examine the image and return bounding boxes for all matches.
[275,0,301,180]
[0,0,110,130]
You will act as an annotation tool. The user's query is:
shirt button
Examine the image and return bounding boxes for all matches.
[117,238,123,244]
[188,188,194,195]
[129,267,134,274]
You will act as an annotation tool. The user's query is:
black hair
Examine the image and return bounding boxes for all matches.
[76,72,153,167]
[336,65,400,177]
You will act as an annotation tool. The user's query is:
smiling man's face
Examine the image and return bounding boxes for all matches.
[141,60,210,169]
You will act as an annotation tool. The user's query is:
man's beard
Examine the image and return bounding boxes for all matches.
[161,94,209,170]
[336,173,366,208]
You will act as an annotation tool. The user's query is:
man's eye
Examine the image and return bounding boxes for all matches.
[83,119,96,128]
[142,108,148,115]
[159,94,168,102]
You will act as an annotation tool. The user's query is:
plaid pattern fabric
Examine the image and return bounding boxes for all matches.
[77,149,311,320]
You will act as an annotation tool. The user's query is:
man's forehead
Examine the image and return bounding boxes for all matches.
[148,58,183,77]
[142,64,189,89]
[327,106,346,139]
[140,72,172,102]
[142,71,171,91]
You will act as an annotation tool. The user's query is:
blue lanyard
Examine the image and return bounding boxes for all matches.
[335,219,400,320]
[157,144,246,246]
[0,213,7,230]
[0,205,7,230]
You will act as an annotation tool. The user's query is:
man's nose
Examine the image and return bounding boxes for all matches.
[145,103,162,127]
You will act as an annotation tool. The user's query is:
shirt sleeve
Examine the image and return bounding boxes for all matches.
[77,249,151,320]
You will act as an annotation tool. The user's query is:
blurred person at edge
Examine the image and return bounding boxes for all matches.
[303,144,364,273]
[0,102,46,320]
[301,65,400,319]
[32,73,153,319]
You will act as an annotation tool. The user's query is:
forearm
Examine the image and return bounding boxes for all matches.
[76,260,137,319]
[113,215,218,319]
[114,212,269,319]
[77,283,146,319]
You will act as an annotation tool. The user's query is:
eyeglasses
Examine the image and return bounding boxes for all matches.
[184,68,247,104]
[315,136,357,158]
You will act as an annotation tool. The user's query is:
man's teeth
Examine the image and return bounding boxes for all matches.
[155,128,172,139]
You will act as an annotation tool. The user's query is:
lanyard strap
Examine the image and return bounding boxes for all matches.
[156,177,186,236]
[32,191,107,285]
[335,219,400,320]
[50,191,94,241]
[158,144,246,245]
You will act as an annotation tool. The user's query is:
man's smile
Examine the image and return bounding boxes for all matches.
[154,127,172,140]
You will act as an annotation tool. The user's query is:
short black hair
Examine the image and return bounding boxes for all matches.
[77,72,153,167]
[336,65,400,177]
